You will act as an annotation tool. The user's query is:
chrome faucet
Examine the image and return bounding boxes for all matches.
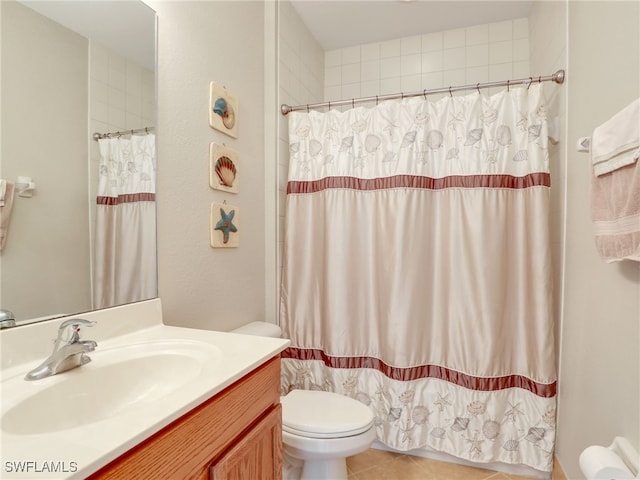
[25,319,97,381]
[0,309,16,329]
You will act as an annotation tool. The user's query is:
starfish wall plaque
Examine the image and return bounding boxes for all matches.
[210,202,239,247]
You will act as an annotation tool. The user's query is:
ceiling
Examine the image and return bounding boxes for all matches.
[290,0,533,50]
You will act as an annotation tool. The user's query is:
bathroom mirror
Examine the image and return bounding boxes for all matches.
[0,0,157,326]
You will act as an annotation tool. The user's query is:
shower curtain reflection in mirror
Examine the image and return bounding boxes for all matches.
[93,134,157,309]
[280,84,557,473]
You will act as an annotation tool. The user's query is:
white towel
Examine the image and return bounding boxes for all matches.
[591,98,640,176]
[590,99,640,262]
[0,179,6,206]
[0,181,15,251]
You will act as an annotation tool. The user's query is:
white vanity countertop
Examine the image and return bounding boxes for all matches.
[0,299,289,479]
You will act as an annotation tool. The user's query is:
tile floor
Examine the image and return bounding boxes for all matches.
[346,449,568,480]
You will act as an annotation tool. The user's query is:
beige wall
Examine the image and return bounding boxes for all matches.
[0,1,91,320]
[558,2,640,478]
[152,1,268,331]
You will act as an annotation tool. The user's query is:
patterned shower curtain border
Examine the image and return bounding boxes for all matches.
[283,347,556,398]
[287,172,550,194]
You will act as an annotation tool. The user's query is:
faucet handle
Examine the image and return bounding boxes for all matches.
[57,319,96,345]
[59,318,96,330]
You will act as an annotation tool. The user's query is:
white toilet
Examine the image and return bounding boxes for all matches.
[281,389,375,480]
[231,322,376,480]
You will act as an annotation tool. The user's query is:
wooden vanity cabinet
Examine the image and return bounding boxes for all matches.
[89,356,282,480]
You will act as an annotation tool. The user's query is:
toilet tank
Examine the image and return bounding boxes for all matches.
[230,321,282,338]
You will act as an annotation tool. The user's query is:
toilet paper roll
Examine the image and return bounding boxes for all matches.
[579,445,634,479]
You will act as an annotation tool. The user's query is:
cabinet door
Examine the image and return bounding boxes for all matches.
[210,404,282,480]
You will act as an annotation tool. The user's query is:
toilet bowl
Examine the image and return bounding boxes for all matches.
[230,322,376,480]
[281,389,375,480]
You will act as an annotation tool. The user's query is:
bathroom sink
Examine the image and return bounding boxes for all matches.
[1,340,222,435]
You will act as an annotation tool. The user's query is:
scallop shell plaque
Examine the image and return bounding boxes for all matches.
[210,143,239,193]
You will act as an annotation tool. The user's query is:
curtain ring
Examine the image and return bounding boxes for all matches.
[376,95,379,106]
[506,80,510,92]
[306,104,310,113]
[449,86,453,97]
[145,127,149,133]
[352,98,355,109]
[538,75,542,83]
[527,77,533,89]
[476,83,480,94]
[423,89,427,100]
[328,101,331,110]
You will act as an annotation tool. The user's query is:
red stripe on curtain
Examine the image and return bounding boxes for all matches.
[287,173,550,194]
[282,347,556,398]
[97,193,156,205]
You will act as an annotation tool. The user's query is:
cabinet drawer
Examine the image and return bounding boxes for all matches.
[90,356,281,480]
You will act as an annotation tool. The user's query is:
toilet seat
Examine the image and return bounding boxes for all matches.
[281,390,374,439]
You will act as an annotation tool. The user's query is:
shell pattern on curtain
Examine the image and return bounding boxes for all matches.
[280,84,556,472]
[93,134,157,309]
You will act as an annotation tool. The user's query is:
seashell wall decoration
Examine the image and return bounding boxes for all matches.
[210,202,239,248]
[215,156,236,187]
[209,82,239,138]
[209,143,239,193]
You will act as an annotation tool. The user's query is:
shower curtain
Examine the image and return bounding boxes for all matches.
[280,84,556,472]
[93,134,157,309]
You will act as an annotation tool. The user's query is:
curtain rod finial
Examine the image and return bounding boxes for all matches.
[281,104,292,115]
[553,70,566,84]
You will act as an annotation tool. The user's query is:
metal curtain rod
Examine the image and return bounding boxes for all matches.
[281,69,565,115]
[92,126,155,141]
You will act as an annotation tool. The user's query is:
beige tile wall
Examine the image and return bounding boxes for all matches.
[324,18,529,102]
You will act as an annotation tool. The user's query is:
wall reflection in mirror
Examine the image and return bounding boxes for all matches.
[0,0,157,326]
